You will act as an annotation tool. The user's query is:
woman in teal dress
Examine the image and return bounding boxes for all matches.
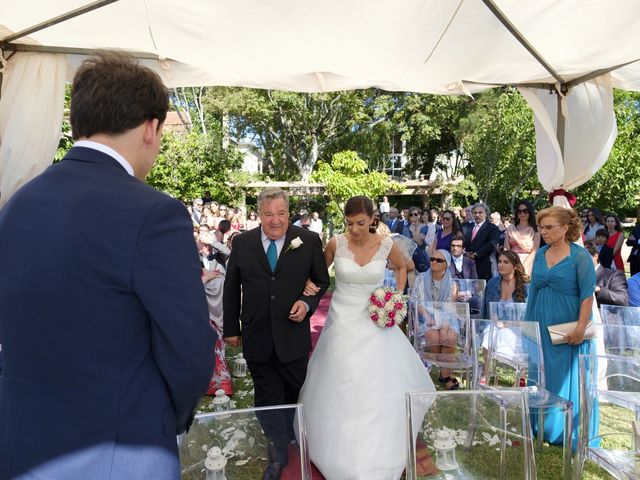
[524,206,599,450]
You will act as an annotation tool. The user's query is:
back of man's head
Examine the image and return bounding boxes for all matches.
[70,52,169,140]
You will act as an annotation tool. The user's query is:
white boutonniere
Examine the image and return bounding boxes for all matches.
[285,236,303,253]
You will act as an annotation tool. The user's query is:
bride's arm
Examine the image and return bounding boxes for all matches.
[388,242,407,292]
[303,237,335,296]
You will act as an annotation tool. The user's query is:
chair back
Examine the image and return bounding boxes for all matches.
[472,319,545,390]
[405,389,536,480]
[178,404,311,480]
[453,279,486,319]
[489,301,527,322]
[595,323,640,356]
[411,301,471,363]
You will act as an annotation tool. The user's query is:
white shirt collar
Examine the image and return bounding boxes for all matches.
[74,140,135,177]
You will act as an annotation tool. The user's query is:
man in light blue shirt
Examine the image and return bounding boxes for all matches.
[628,272,640,307]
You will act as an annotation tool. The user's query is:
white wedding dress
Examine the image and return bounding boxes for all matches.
[298,234,434,480]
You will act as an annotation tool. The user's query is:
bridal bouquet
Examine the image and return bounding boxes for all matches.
[369,287,408,328]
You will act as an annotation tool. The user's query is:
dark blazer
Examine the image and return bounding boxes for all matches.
[386,217,405,234]
[462,221,500,280]
[596,265,629,307]
[223,225,330,363]
[449,255,478,279]
[0,147,215,479]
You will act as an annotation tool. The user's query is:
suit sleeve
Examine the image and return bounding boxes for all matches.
[223,241,242,338]
[597,271,629,306]
[468,258,478,279]
[296,231,330,314]
[132,197,215,434]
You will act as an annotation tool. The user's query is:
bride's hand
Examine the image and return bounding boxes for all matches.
[303,278,320,296]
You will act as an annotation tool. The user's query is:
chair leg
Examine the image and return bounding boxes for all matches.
[499,404,507,479]
[563,404,573,480]
[537,409,544,450]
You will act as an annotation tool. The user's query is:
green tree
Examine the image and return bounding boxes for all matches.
[146,129,243,204]
[205,88,392,180]
[311,150,402,231]
[460,88,540,214]
[574,90,640,217]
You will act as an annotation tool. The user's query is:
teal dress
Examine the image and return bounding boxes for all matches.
[524,243,599,449]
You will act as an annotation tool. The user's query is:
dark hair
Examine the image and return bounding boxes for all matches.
[498,250,529,302]
[70,52,169,140]
[440,209,460,235]
[217,220,231,234]
[514,200,537,230]
[583,240,599,257]
[344,196,374,217]
[587,207,605,225]
[449,232,466,248]
[605,214,623,232]
[595,228,609,239]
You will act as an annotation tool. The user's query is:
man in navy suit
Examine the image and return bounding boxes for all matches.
[449,234,478,279]
[461,203,500,280]
[386,207,404,234]
[0,53,214,480]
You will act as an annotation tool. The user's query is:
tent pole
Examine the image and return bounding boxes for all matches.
[556,88,566,161]
[2,0,120,43]
[481,0,564,86]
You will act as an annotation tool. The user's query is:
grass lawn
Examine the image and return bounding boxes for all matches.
[185,344,621,479]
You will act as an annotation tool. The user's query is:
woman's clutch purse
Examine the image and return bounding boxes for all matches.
[547,321,596,345]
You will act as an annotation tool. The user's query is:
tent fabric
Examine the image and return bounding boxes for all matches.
[0,52,66,205]
[519,76,617,192]
[1,0,640,206]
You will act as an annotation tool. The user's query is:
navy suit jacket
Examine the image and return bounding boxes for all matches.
[462,221,500,280]
[449,256,478,279]
[386,218,405,234]
[0,147,215,479]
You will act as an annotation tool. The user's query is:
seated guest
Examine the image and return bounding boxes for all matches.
[429,209,460,255]
[628,272,640,307]
[483,250,529,315]
[584,241,629,307]
[449,234,478,279]
[480,250,529,384]
[594,228,614,269]
[412,250,460,390]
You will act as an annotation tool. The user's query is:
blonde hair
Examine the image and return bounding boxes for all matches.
[537,206,582,242]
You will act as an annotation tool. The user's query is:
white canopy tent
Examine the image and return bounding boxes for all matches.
[1,0,640,207]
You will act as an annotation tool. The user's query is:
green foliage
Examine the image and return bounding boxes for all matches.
[460,88,541,213]
[311,150,402,230]
[146,129,243,203]
[575,90,640,216]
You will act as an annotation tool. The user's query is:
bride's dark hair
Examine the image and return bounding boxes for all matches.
[344,196,374,217]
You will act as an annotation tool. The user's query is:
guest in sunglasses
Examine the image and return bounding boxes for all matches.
[429,209,460,256]
[504,200,540,276]
[411,249,461,390]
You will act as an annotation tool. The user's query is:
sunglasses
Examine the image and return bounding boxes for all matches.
[410,212,420,217]
[517,208,529,214]
[441,216,452,221]
[430,257,447,264]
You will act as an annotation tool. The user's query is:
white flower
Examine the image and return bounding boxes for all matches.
[384,302,395,312]
[285,236,303,253]
[374,288,385,298]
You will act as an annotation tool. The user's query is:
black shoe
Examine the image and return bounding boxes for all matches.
[262,462,284,480]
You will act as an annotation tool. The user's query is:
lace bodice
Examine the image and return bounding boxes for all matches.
[333,234,392,287]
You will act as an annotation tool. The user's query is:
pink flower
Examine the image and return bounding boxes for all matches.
[386,320,394,327]
[376,300,384,308]
[371,314,379,321]
[388,311,396,319]
[384,291,393,301]
[394,302,403,310]
[370,295,377,302]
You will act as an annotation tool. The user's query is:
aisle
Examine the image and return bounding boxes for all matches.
[310,292,332,350]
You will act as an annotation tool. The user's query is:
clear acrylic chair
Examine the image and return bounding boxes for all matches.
[452,279,486,320]
[489,301,528,322]
[178,404,310,480]
[472,319,574,480]
[405,389,536,479]
[411,301,473,387]
[575,354,640,480]
[600,306,640,355]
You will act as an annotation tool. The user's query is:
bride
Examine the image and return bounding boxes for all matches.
[298,196,434,480]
